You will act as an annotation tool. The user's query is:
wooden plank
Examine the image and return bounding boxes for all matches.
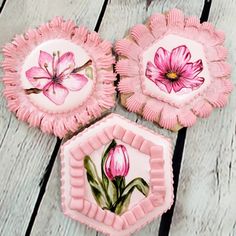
[0,0,104,235]
[0,0,4,10]
[99,1,203,235]
[169,1,236,235]
[31,1,207,236]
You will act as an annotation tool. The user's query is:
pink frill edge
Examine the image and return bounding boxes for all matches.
[115,8,233,130]
[60,113,174,236]
[1,17,116,138]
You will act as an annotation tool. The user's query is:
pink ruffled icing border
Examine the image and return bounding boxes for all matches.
[116,9,233,130]
[1,17,116,137]
[60,113,174,236]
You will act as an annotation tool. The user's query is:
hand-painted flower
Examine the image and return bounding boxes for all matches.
[145,45,204,93]
[104,144,130,180]
[25,50,88,105]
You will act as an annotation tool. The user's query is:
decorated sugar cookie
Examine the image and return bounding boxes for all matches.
[2,17,116,137]
[61,114,173,235]
[116,9,233,131]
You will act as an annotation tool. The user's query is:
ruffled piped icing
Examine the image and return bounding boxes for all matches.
[116,8,233,130]
[2,17,116,138]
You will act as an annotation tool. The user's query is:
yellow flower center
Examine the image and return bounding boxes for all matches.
[166,72,178,80]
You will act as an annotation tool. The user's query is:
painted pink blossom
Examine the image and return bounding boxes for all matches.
[25,50,88,105]
[145,45,204,93]
[104,144,130,180]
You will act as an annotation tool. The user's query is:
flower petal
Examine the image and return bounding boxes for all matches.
[62,73,88,91]
[145,61,161,82]
[38,50,53,75]
[154,47,171,73]
[25,66,51,89]
[104,148,114,180]
[56,52,75,76]
[170,45,191,72]
[179,76,205,90]
[159,80,173,93]
[43,82,69,105]
[110,145,129,177]
[181,59,203,79]
[172,80,185,92]
[145,61,173,93]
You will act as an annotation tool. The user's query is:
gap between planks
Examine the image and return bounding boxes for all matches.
[23,1,206,235]
[158,1,212,235]
[25,0,109,235]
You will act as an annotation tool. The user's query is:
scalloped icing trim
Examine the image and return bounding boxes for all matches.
[2,17,116,138]
[60,113,174,236]
[115,8,233,130]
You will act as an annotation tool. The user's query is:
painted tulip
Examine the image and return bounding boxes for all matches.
[104,145,130,180]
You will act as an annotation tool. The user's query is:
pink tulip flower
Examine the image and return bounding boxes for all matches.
[104,145,130,180]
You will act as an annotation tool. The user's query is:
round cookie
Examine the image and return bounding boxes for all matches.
[2,17,116,137]
[115,9,233,131]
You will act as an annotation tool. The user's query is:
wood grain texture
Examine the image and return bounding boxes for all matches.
[0,0,104,235]
[31,1,205,236]
[99,1,203,235]
[169,1,236,235]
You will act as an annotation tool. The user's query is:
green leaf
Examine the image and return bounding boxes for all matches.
[113,176,125,199]
[114,188,134,215]
[113,178,149,215]
[107,179,117,204]
[122,177,149,197]
[101,140,117,191]
[85,67,93,79]
[84,155,110,209]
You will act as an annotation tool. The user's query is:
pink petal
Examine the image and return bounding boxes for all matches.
[104,148,114,180]
[146,61,173,93]
[170,45,191,72]
[160,80,173,93]
[181,59,203,79]
[43,82,69,105]
[38,50,53,75]
[178,76,205,90]
[111,145,129,177]
[56,52,75,76]
[145,61,162,83]
[25,66,51,89]
[172,80,185,92]
[62,73,88,91]
[154,47,171,73]
[120,145,129,176]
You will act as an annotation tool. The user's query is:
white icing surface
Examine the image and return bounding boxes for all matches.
[84,140,150,209]
[142,34,211,107]
[21,39,95,113]
[62,114,173,236]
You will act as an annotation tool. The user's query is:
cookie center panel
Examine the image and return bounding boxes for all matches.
[84,141,150,212]
[21,39,95,113]
[141,34,211,107]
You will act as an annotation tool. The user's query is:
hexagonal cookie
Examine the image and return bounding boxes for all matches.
[61,114,173,235]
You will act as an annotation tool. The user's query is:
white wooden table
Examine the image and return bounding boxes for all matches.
[0,0,235,235]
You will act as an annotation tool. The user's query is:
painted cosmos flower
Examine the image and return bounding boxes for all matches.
[104,144,130,180]
[25,50,88,105]
[116,9,232,130]
[145,45,204,93]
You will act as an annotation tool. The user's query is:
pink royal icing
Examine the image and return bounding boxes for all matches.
[60,114,174,236]
[2,17,116,137]
[116,9,233,130]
